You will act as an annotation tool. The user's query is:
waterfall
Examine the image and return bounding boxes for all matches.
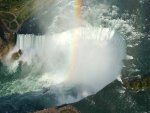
[1,0,131,108]
[0,0,145,112]
[13,27,126,95]
[16,35,46,52]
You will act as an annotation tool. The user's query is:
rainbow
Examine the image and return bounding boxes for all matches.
[75,0,82,18]
[66,0,83,81]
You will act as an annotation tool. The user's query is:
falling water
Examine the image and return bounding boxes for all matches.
[3,0,145,112]
[10,27,126,96]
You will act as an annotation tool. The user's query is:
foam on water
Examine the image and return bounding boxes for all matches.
[2,27,126,99]
[3,0,143,106]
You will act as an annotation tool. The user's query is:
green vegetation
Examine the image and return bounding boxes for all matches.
[0,0,29,12]
[0,12,15,21]
[123,77,150,91]
[3,20,10,27]
[0,0,34,31]
[0,0,53,32]
[10,21,17,30]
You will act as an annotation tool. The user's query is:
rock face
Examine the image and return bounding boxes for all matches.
[72,80,150,113]
[0,0,30,60]
[0,31,16,60]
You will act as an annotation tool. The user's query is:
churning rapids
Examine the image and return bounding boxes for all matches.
[3,27,126,104]
[3,0,145,108]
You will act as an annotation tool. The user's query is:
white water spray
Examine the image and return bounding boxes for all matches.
[1,0,129,105]
[11,27,126,99]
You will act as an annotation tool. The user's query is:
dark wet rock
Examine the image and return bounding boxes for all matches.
[11,49,23,61]
[72,80,150,113]
[18,17,45,35]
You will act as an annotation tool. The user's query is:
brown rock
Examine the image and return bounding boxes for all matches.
[34,105,80,113]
